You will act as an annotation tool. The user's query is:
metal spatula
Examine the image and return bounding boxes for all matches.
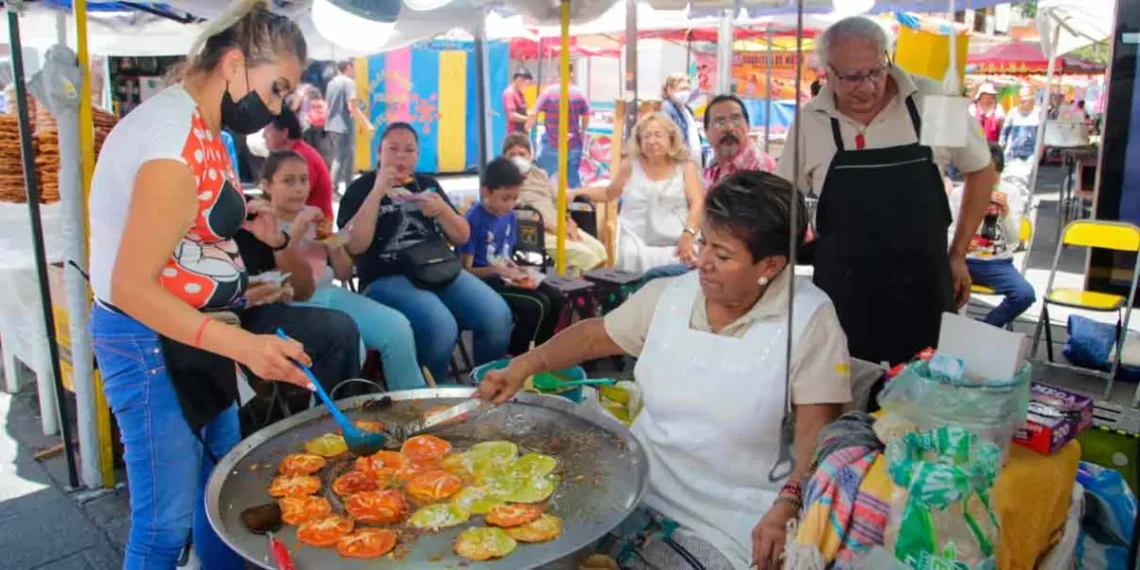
[385,400,485,442]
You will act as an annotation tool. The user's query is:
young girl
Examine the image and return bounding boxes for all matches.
[460,157,564,356]
[257,150,427,389]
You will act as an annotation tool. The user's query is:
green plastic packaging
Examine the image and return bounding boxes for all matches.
[885,426,1001,570]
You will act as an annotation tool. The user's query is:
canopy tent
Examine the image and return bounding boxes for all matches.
[508,37,620,60]
[1025,0,1115,207]
[967,40,1106,75]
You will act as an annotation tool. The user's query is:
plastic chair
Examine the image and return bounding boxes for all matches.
[1029,220,1140,399]
[513,204,553,271]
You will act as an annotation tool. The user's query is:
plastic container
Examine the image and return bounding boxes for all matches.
[470,359,588,403]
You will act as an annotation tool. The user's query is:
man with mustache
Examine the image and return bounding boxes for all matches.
[703,94,777,187]
[776,16,997,370]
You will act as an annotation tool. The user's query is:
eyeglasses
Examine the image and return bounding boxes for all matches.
[828,62,890,87]
[709,114,747,129]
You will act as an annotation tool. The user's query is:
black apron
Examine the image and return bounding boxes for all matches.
[812,95,956,366]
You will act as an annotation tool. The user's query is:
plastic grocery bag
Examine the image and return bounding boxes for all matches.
[877,359,1031,453]
[884,426,1002,570]
[1074,462,1136,570]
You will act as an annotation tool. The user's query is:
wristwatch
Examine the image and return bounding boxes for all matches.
[271,231,291,252]
[683,226,700,237]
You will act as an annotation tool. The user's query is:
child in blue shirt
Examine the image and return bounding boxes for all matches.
[460,157,565,356]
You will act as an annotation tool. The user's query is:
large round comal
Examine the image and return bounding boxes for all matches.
[206,387,649,569]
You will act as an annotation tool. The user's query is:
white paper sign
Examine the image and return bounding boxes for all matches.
[937,312,1026,381]
[920,94,971,149]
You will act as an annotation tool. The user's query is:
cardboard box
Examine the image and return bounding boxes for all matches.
[1013,382,1094,454]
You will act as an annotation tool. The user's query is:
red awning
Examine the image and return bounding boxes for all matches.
[967,40,1105,75]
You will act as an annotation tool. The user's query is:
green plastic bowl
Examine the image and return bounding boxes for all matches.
[471,359,588,403]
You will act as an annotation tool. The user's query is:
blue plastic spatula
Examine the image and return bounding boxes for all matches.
[275,329,386,456]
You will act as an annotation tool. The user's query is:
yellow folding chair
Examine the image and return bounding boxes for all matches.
[971,217,1035,297]
[1029,220,1140,399]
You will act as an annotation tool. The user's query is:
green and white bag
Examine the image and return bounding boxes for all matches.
[884,426,1002,570]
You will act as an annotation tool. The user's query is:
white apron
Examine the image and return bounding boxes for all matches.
[631,271,829,568]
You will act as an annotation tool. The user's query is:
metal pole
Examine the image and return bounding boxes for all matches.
[716,9,733,94]
[784,0,805,462]
[75,0,113,489]
[533,40,544,152]
[474,15,490,172]
[555,0,570,275]
[8,10,80,490]
[764,27,774,153]
[623,0,638,141]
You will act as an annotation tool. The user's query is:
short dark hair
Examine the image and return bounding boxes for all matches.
[380,121,418,144]
[482,157,526,192]
[261,149,307,181]
[703,93,751,130]
[987,142,1004,173]
[704,170,807,262]
[337,59,353,72]
[513,67,534,81]
[502,132,531,155]
[271,105,303,140]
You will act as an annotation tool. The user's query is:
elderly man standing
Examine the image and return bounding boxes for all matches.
[777,16,996,367]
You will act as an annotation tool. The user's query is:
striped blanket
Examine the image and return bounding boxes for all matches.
[793,413,892,568]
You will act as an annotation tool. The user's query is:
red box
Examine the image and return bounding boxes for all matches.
[1013,382,1094,455]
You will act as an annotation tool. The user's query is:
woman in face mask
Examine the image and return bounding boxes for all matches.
[502,133,609,275]
[87,2,316,568]
[661,72,704,167]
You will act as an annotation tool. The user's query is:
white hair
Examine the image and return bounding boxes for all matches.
[816,16,892,66]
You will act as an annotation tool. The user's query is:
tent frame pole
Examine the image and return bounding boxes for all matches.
[8,9,80,490]
[555,0,570,275]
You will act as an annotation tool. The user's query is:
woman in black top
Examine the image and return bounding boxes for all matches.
[338,122,512,382]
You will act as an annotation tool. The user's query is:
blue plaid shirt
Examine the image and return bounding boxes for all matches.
[1000,108,1041,160]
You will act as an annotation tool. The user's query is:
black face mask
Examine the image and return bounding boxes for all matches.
[221,79,276,135]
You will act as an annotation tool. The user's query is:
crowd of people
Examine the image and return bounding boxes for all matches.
[86,1,1057,568]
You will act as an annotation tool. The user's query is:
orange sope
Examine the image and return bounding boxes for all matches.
[401,434,452,464]
[336,528,399,559]
[344,490,409,524]
[279,496,333,526]
[332,470,381,496]
[297,515,354,548]
[405,470,464,504]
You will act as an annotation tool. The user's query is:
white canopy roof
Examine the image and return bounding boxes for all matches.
[1036,0,1115,58]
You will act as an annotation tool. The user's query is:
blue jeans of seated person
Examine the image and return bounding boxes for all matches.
[536,141,583,189]
[300,285,427,390]
[363,271,512,383]
[90,304,244,570]
[638,264,692,290]
[967,258,1037,328]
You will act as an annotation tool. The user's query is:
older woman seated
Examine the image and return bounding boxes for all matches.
[338,122,512,383]
[501,132,608,276]
[574,112,704,274]
[478,171,852,570]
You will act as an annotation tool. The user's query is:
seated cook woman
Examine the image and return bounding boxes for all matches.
[573,112,704,274]
[477,171,852,570]
[337,122,512,384]
[500,132,608,275]
[237,150,427,390]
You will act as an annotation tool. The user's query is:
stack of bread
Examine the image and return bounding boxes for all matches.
[0,98,36,203]
[29,103,118,204]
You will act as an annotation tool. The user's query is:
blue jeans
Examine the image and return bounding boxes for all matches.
[363,271,512,383]
[302,285,427,390]
[639,264,692,290]
[536,141,583,189]
[967,258,1037,328]
[90,304,243,570]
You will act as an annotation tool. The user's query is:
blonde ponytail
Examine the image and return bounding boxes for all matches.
[188,0,266,60]
[184,0,306,76]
